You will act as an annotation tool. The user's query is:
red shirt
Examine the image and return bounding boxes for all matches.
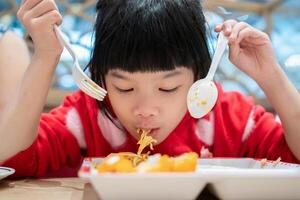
[2,85,299,177]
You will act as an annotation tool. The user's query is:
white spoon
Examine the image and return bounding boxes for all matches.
[187,32,228,118]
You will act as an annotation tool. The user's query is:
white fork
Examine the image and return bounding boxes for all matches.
[54,25,107,101]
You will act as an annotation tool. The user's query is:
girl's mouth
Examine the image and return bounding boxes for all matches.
[137,128,160,136]
[151,128,159,133]
[146,128,160,137]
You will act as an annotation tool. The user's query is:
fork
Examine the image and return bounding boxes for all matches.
[54,25,107,101]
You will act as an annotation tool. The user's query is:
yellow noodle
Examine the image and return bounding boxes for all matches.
[106,129,157,167]
[132,128,157,166]
[272,157,281,167]
[137,128,157,155]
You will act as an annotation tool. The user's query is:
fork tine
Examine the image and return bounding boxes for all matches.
[80,83,105,98]
[72,64,107,95]
[79,81,106,100]
[82,78,107,94]
[73,71,106,100]
[79,78,107,96]
[77,80,103,97]
[79,85,104,101]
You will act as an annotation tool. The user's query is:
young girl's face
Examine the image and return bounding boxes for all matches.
[105,67,194,144]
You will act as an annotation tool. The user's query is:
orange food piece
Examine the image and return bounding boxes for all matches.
[95,155,136,173]
[138,155,173,172]
[172,152,198,172]
[137,153,198,172]
[115,158,136,173]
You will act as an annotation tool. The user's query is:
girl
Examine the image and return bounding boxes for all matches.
[1,0,300,177]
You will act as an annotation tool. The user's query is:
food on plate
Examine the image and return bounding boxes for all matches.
[272,157,281,167]
[111,128,158,166]
[260,157,282,168]
[94,154,137,173]
[94,128,198,173]
[260,158,268,168]
[94,152,198,173]
[172,152,199,172]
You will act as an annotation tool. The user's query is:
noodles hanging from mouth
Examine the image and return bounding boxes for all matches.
[109,128,157,166]
[133,128,157,166]
[136,128,157,155]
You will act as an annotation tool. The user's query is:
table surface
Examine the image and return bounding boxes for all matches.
[0,178,100,200]
[0,178,219,200]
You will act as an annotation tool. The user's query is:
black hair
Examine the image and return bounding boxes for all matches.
[88,0,211,121]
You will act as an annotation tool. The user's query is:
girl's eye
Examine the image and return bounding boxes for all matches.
[159,87,179,93]
[116,87,134,93]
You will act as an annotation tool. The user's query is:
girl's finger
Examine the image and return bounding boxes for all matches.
[22,0,43,11]
[228,22,249,44]
[236,27,267,45]
[228,41,240,64]
[25,0,58,19]
[221,19,238,36]
[18,0,42,20]
[214,24,223,32]
[32,10,62,30]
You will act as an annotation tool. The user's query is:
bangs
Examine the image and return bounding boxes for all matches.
[90,0,211,83]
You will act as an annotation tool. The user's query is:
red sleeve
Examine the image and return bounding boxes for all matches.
[215,88,299,164]
[1,92,84,177]
[239,103,299,163]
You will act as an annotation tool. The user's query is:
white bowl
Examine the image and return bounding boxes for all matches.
[88,173,205,200]
[79,158,300,200]
[198,158,300,200]
[79,158,206,200]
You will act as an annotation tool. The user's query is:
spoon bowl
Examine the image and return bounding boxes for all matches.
[187,32,228,118]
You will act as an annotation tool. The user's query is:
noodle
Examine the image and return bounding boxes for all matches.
[260,158,268,168]
[272,157,281,167]
[107,128,157,167]
[133,128,157,166]
[136,128,157,155]
[260,157,281,168]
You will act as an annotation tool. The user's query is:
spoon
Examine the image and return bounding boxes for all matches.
[187,32,228,118]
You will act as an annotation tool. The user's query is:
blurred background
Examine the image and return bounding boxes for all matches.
[0,0,299,112]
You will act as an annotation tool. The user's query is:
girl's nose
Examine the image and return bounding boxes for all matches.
[133,100,159,118]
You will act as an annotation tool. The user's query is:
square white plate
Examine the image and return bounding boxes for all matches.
[79,158,300,200]
[197,158,300,200]
[0,167,15,180]
[79,158,207,200]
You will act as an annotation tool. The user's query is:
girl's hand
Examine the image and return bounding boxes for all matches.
[17,0,63,56]
[215,20,280,84]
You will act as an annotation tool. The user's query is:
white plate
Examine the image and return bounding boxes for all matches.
[0,167,15,180]
[79,158,300,200]
[79,158,206,200]
[197,158,300,200]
